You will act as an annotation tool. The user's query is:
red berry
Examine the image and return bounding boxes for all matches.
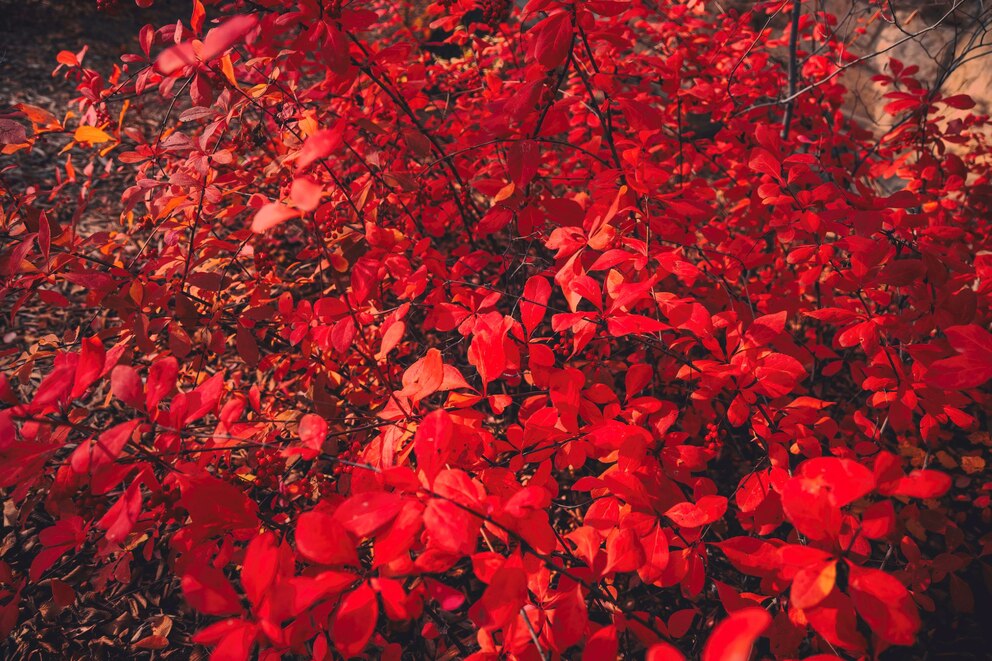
[480,0,512,27]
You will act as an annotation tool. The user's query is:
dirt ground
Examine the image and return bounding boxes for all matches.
[1,1,185,107]
[1,0,187,190]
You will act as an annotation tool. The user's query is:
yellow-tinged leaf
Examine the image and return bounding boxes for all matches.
[117,99,130,130]
[298,113,318,138]
[220,53,238,88]
[791,560,836,610]
[961,456,985,475]
[969,432,991,446]
[330,251,349,272]
[74,125,112,144]
[494,182,515,203]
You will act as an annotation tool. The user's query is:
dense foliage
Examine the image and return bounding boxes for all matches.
[2,0,991,658]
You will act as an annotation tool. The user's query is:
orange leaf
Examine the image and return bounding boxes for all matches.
[73,126,112,145]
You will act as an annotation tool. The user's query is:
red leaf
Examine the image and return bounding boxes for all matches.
[942,94,976,109]
[604,527,645,573]
[180,371,225,425]
[521,275,552,337]
[927,355,992,389]
[883,470,951,499]
[374,576,416,620]
[146,357,179,410]
[332,582,378,657]
[29,516,86,581]
[290,177,323,211]
[298,413,328,452]
[423,578,465,611]
[295,510,359,566]
[782,490,841,540]
[251,202,298,233]
[753,352,806,398]
[323,26,351,75]
[469,564,528,630]
[201,15,258,60]
[192,619,257,661]
[157,15,258,74]
[349,255,378,305]
[30,364,74,411]
[637,525,670,585]
[110,365,143,409]
[926,324,992,388]
[334,492,405,538]
[295,128,343,170]
[646,643,686,661]
[790,560,836,610]
[701,607,771,661]
[583,624,618,660]
[533,12,573,69]
[847,564,920,646]
[794,457,876,507]
[717,537,781,578]
[748,148,782,182]
[619,99,665,134]
[607,313,669,337]
[664,495,727,528]
[414,409,453,483]
[400,348,445,403]
[191,0,206,34]
[744,311,787,346]
[91,419,141,470]
[71,337,105,400]
[433,468,486,509]
[550,584,588,651]
[425,497,480,555]
[805,589,866,651]
[290,571,358,614]
[861,500,896,539]
[507,140,540,188]
[97,480,142,544]
[373,500,426,568]
[241,532,281,608]
[178,471,259,534]
[182,565,243,616]
[467,319,509,391]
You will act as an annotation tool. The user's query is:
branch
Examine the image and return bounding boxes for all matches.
[782,0,802,139]
[739,0,969,116]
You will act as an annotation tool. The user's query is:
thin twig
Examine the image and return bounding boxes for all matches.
[782,0,802,139]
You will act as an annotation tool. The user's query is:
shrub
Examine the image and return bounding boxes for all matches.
[1,0,990,658]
